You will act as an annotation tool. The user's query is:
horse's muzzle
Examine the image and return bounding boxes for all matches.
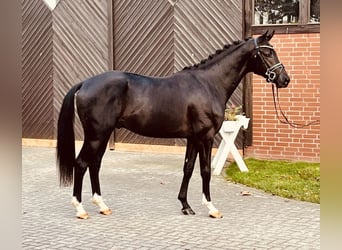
[276,74,290,88]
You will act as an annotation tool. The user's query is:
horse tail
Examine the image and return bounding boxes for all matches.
[56,82,83,187]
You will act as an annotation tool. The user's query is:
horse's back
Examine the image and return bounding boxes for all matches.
[77,71,128,97]
[77,70,180,97]
[75,70,221,138]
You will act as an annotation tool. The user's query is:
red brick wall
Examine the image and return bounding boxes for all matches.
[245,33,320,162]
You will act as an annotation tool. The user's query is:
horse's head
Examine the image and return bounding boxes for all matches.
[250,30,290,88]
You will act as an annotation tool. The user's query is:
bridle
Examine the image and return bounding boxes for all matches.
[253,38,320,128]
[253,38,284,83]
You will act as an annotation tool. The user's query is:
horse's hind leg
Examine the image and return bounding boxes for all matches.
[71,146,90,219]
[71,131,112,219]
[88,132,113,215]
[178,138,198,215]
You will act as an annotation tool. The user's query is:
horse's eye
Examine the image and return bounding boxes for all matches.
[263,48,273,57]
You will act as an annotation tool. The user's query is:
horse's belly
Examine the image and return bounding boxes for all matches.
[119,114,190,138]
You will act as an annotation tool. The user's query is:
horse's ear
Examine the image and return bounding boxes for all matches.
[257,30,268,43]
[257,30,275,43]
[266,30,275,41]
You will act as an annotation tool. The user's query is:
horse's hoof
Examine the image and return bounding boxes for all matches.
[209,211,223,219]
[100,209,112,215]
[181,208,196,215]
[77,213,89,219]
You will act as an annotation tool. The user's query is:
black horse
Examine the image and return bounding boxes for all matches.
[57,30,290,219]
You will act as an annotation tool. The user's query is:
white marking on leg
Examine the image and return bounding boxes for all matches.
[202,194,222,218]
[92,193,111,215]
[202,194,218,214]
[71,197,88,219]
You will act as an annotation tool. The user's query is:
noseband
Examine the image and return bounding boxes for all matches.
[253,38,284,83]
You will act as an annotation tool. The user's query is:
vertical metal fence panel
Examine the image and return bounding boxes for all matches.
[22,0,54,139]
[53,0,111,139]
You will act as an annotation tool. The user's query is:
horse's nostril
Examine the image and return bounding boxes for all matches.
[284,78,290,86]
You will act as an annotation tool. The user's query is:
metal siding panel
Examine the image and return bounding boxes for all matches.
[113,0,243,147]
[114,0,174,76]
[174,0,242,71]
[174,0,243,147]
[53,0,111,140]
[22,0,245,148]
[22,0,54,139]
[113,0,176,145]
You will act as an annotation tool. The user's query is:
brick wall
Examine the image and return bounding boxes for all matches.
[245,33,320,162]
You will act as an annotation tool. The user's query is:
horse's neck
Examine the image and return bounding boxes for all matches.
[205,40,254,102]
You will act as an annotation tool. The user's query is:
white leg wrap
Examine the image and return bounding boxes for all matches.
[202,194,219,214]
[92,193,109,212]
[71,197,88,218]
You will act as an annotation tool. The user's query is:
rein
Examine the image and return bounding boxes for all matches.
[271,84,320,128]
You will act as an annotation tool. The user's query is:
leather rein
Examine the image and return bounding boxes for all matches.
[271,84,320,128]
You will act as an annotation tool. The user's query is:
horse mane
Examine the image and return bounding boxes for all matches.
[182,38,250,71]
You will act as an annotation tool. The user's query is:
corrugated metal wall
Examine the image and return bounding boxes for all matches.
[113,0,242,146]
[174,0,242,71]
[22,0,54,138]
[52,0,111,139]
[173,0,243,146]
[22,0,111,140]
[113,0,176,145]
[22,0,243,146]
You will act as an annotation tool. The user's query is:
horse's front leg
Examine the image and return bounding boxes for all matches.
[199,138,223,218]
[178,138,198,215]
